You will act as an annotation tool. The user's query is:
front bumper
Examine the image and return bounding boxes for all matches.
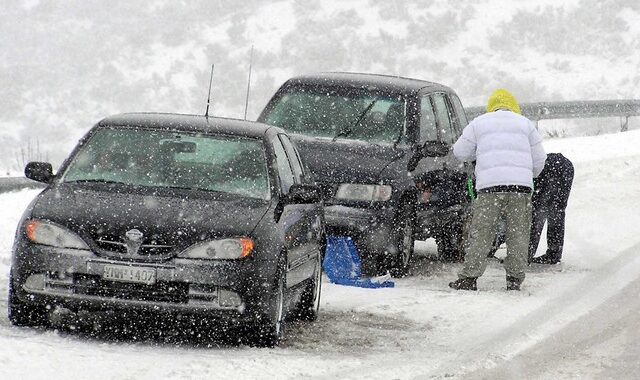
[324,204,395,254]
[12,242,273,320]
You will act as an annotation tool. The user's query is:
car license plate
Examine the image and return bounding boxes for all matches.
[103,264,156,285]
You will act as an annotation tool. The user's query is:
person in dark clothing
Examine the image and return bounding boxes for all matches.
[528,153,574,264]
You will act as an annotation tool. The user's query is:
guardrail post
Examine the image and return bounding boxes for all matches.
[621,116,629,132]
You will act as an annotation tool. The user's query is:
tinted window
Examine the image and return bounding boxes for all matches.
[62,128,270,199]
[432,93,455,144]
[262,86,407,144]
[279,135,304,184]
[272,137,295,194]
[450,94,468,136]
[419,95,438,143]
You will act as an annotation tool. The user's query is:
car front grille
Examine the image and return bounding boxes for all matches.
[72,274,189,304]
[94,235,174,256]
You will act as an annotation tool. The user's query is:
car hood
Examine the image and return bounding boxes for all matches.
[291,135,405,184]
[29,184,271,258]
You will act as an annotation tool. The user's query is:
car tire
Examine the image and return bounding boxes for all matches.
[251,256,287,347]
[293,255,322,321]
[8,271,49,327]
[388,203,415,278]
[353,237,379,277]
[436,214,469,262]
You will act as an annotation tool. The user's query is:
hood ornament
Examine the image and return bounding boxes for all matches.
[125,229,144,255]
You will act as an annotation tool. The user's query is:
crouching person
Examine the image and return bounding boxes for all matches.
[529,153,574,264]
[448,89,546,291]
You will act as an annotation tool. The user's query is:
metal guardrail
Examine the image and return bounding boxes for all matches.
[465,99,640,131]
[0,177,45,193]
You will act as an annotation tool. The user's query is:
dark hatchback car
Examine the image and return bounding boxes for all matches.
[9,113,325,346]
[258,73,471,275]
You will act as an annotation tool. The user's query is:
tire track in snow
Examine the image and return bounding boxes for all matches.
[430,239,640,378]
[466,261,640,379]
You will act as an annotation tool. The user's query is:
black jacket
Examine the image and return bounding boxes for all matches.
[533,153,574,208]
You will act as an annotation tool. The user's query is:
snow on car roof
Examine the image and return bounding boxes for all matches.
[97,113,285,138]
[284,72,452,94]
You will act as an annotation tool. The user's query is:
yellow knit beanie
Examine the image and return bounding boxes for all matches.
[486,89,522,114]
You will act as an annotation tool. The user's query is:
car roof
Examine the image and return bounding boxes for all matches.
[97,113,284,139]
[282,72,454,95]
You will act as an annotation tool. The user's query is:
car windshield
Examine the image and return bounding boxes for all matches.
[61,127,271,200]
[261,85,407,144]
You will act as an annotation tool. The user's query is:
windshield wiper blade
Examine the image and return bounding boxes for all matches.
[160,185,233,195]
[65,179,129,185]
[392,129,404,149]
[332,99,378,142]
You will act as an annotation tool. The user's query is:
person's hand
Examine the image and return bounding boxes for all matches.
[419,190,432,203]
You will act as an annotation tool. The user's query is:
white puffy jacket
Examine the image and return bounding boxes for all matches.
[452,110,546,190]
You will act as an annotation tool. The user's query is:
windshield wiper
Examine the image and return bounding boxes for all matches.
[392,129,404,149]
[160,185,236,196]
[64,179,129,185]
[332,99,378,142]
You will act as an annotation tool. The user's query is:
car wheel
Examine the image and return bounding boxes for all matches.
[353,237,379,277]
[388,203,415,278]
[8,271,49,327]
[293,256,322,321]
[252,257,287,347]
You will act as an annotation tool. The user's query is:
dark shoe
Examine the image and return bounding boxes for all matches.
[530,254,561,265]
[449,277,478,291]
[506,276,522,291]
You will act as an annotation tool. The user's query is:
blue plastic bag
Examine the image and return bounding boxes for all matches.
[323,236,394,288]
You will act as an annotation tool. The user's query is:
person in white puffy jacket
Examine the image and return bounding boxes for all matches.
[449,89,546,291]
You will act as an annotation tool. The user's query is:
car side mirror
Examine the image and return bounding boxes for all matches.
[407,141,451,172]
[422,141,450,157]
[25,161,54,184]
[285,183,322,204]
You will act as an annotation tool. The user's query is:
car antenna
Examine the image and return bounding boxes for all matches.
[204,64,215,119]
[243,45,254,120]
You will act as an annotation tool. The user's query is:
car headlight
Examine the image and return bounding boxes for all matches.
[25,220,89,250]
[178,238,254,260]
[335,184,392,202]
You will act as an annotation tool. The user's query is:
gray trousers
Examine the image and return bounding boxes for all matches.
[459,192,532,282]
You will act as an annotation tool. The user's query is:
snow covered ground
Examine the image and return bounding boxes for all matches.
[1,128,640,379]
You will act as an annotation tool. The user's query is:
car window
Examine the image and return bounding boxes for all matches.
[279,135,304,184]
[261,86,407,145]
[61,128,271,199]
[432,93,455,145]
[271,137,295,194]
[449,94,468,136]
[419,95,438,143]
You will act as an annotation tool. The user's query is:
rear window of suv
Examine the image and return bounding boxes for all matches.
[262,85,407,145]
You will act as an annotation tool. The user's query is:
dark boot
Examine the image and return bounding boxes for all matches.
[506,276,522,291]
[530,254,561,264]
[449,277,478,291]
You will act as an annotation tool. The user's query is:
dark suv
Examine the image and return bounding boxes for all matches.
[258,73,471,276]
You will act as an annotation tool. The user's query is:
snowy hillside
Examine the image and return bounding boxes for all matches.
[2,0,640,172]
